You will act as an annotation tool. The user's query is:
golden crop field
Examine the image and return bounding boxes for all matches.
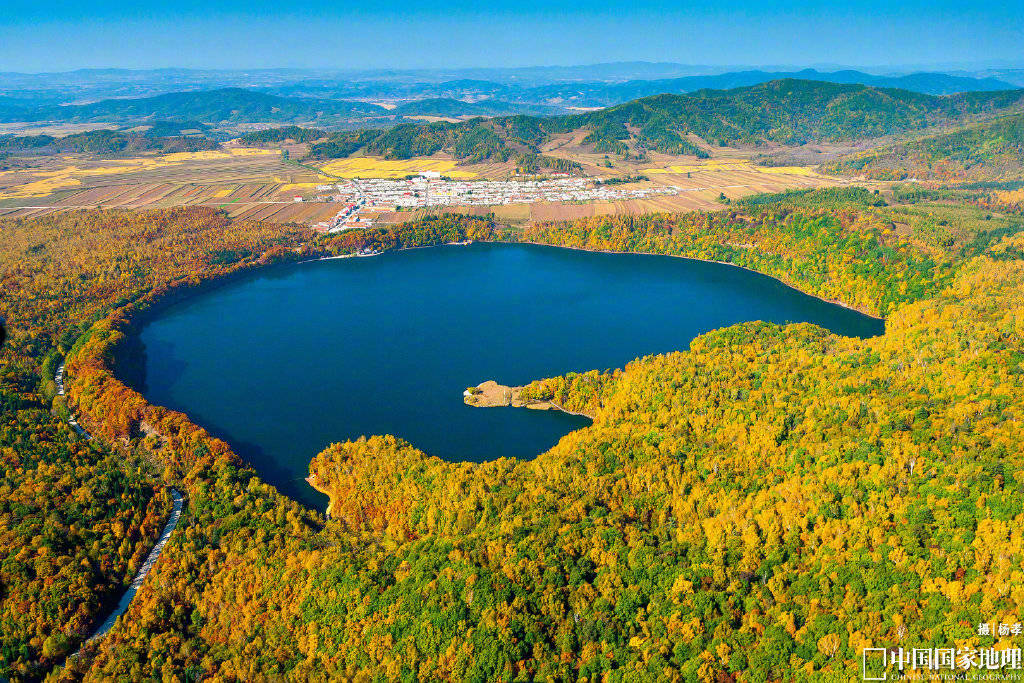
[317,156,478,179]
[645,159,821,177]
[0,143,864,227]
[640,157,852,206]
[994,188,1024,204]
[0,148,280,200]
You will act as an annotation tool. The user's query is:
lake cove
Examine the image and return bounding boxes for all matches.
[127,242,883,508]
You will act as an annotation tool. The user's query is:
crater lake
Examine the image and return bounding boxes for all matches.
[126,243,884,508]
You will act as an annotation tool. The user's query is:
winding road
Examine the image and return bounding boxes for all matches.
[53,361,188,671]
[59,488,184,673]
[87,489,185,643]
[55,362,92,440]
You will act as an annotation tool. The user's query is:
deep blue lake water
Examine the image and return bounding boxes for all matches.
[130,243,883,508]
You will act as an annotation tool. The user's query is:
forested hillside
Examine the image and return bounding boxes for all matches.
[0,183,1019,680]
[0,208,315,680]
[308,79,1024,162]
[7,80,1020,165]
[0,89,388,125]
[393,98,557,117]
[826,112,1024,182]
[567,80,1024,148]
[509,68,1019,107]
[0,128,219,156]
[236,126,326,145]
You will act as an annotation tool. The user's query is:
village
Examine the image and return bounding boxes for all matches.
[312,173,682,232]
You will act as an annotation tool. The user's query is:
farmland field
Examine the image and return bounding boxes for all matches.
[416,156,852,223]
[317,156,479,179]
[0,146,338,223]
[0,144,855,226]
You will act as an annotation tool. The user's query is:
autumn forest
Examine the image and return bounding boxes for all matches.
[0,164,1021,682]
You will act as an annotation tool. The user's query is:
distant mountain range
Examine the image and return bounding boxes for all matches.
[262,68,1020,109]
[306,79,1024,163]
[0,89,563,125]
[0,88,391,125]
[0,127,220,155]
[3,70,1022,131]
[393,98,562,117]
[504,69,1019,107]
[0,63,1019,118]
[4,79,1023,166]
[564,79,1024,145]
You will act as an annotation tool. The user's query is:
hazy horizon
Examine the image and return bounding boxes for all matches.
[3,60,1024,78]
[1,0,1021,73]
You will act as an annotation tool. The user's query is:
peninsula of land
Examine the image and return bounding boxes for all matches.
[463,380,556,410]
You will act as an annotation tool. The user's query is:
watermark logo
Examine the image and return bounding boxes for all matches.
[862,623,1024,681]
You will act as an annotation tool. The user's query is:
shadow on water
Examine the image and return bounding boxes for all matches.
[230,437,329,510]
[118,330,328,507]
[116,334,188,396]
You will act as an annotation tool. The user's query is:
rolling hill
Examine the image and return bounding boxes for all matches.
[513,68,1020,107]
[393,98,560,117]
[825,112,1024,181]
[0,96,33,120]
[1,65,1016,122]
[5,80,1024,167]
[261,68,1018,109]
[0,127,220,156]
[0,88,390,124]
[567,79,1024,146]
[307,79,1024,163]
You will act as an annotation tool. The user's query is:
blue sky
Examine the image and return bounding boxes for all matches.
[1,0,1021,72]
